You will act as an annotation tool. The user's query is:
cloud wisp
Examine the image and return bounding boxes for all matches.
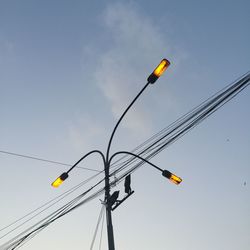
[93,2,183,135]
[69,2,185,152]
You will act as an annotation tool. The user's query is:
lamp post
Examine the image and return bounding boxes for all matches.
[51,58,181,250]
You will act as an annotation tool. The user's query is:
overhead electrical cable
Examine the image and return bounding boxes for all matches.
[0,150,101,172]
[0,177,109,250]
[0,186,106,250]
[99,207,105,250]
[90,205,105,250]
[0,172,102,239]
[109,72,250,177]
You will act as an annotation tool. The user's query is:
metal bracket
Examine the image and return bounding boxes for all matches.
[111,191,135,211]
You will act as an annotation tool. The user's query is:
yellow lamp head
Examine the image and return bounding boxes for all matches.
[51,172,68,188]
[147,59,170,84]
[169,174,182,185]
[162,170,182,185]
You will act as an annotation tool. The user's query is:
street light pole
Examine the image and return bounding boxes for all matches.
[104,81,151,250]
[103,58,171,249]
[51,59,174,250]
[104,160,115,250]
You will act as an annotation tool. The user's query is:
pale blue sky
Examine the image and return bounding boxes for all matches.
[0,1,249,250]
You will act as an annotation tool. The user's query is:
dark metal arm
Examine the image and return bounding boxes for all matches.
[66,150,105,174]
[105,82,150,161]
[109,150,163,173]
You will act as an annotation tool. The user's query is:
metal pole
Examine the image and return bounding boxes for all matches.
[105,160,115,250]
[104,82,150,250]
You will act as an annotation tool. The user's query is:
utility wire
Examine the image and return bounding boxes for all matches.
[0,150,101,172]
[0,172,102,239]
[90,205,105,250]
[99,207,105,250]
[0,179,107,250]
[109,72,250,177]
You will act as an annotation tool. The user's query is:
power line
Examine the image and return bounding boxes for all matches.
[0,150,101,172]
[0,172,102,238]
[109,72,250,177]
[0,186,107,250]
[99,208,105,250]
[90,205,105,250]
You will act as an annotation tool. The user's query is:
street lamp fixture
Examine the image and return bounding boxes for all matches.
[162,169,182,185]
[147,58,170,84]
[51,172,68,188]
[51,150,105,188]
[109,150,182,185]
[51,58,181,250]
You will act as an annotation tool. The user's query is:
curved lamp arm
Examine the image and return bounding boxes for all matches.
[51,150,105,188]
[67,150,105,174]
[109,151,182,185]
[106,59,170,161]
[109,151,162,172]
[106,82,150,161]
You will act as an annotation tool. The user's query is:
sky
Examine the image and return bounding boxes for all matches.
[0,0,249,249]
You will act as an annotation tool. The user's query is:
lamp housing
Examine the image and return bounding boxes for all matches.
[51,172,69,188]
[162,169,182,185]
[147,59,170,84]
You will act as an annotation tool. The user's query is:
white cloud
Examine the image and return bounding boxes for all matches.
[70,2,186,152]
[93,2,184,135]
